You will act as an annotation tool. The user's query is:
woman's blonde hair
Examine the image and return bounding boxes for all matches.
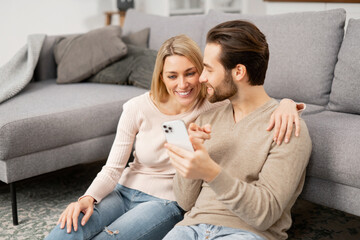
[150,34,207,104]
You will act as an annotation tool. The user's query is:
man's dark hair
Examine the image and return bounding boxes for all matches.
[206,20,269,86]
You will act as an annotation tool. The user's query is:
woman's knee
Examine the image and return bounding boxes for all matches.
[45,223,83,240]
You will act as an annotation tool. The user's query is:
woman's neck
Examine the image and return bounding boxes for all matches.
[150,93,199,115]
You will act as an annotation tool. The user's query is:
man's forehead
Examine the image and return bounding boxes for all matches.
[203,43,221,66]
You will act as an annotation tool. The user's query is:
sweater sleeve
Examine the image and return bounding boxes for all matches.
[173,172,203,211]
[83,99,140,203]
[208,121,312,231]
[172,113,207,211]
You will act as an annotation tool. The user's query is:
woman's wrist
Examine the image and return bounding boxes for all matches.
[78,195,95,204]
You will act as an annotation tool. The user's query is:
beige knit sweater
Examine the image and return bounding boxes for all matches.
[174,99,312,240]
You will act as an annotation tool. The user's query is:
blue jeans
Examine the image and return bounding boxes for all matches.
[163,224,266,240]
[45,184,184,240]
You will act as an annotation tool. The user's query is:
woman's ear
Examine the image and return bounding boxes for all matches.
[233,64,247,82]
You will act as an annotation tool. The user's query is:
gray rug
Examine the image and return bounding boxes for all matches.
[0,161,359,240]
[0,161,103,240]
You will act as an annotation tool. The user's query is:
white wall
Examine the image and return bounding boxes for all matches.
[266,2,360,25]
[0,0,117,67]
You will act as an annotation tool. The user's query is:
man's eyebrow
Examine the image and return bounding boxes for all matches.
[203,63,212,69]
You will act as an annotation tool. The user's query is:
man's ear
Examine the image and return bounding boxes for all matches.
[232,64,247,82]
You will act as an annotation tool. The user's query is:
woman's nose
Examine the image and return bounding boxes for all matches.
[178,76,188,88]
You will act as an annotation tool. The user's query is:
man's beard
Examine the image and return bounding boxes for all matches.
[208,70,238,103]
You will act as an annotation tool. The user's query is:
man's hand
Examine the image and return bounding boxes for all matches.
[188,123,212,145]
[266,98,301,145]
[57,195,95,233]
[165,130,221,182]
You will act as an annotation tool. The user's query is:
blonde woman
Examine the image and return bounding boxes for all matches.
[45,35,302,240]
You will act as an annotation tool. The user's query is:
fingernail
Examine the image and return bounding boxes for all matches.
[82,221,85,226]
[273,137,277,142]
[285,138,289,143]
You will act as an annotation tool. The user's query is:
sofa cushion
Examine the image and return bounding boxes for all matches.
[88,45,157,89]
[203,9,346,106]
[302,110,360,190]
[54,26,128,84]
[328,18,360,114]
[0,79,147,161]
[122,28,150,48]
[123,9,206,50]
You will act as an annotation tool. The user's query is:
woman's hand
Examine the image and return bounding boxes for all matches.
[57,195,95,233]
[266,98,301,145]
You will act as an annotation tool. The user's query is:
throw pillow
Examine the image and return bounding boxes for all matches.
[122,28,150,48]
[128,46,157,89]
[54,26,127,84]
[88,45,157,90]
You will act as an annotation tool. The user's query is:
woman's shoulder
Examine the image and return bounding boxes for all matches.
[124,92,150,107]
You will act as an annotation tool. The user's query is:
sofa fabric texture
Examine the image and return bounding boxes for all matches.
[122,27,150,48]
[303,111,360,189]
[329,18,360,114]
[54,26,128,84]
[0,80,147,164]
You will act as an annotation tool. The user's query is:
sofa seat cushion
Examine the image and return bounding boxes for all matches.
[0,79,147,161]
[302,110,360,189]
[122,9,206,51]
[203,9,346,106]
[329,18,360,114]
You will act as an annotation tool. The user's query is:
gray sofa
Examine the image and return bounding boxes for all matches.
[1,8,360,227]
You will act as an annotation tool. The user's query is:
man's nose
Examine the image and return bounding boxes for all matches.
[199,71,207,83]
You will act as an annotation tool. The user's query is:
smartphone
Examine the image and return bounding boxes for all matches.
[162,120,194,152]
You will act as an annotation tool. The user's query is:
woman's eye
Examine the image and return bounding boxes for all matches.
[186,72,196,77]
[167,75,177,79]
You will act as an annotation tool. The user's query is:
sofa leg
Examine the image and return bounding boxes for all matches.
[10,182,19,225]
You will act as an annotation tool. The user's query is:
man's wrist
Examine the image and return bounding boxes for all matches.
[204,163,221,183]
